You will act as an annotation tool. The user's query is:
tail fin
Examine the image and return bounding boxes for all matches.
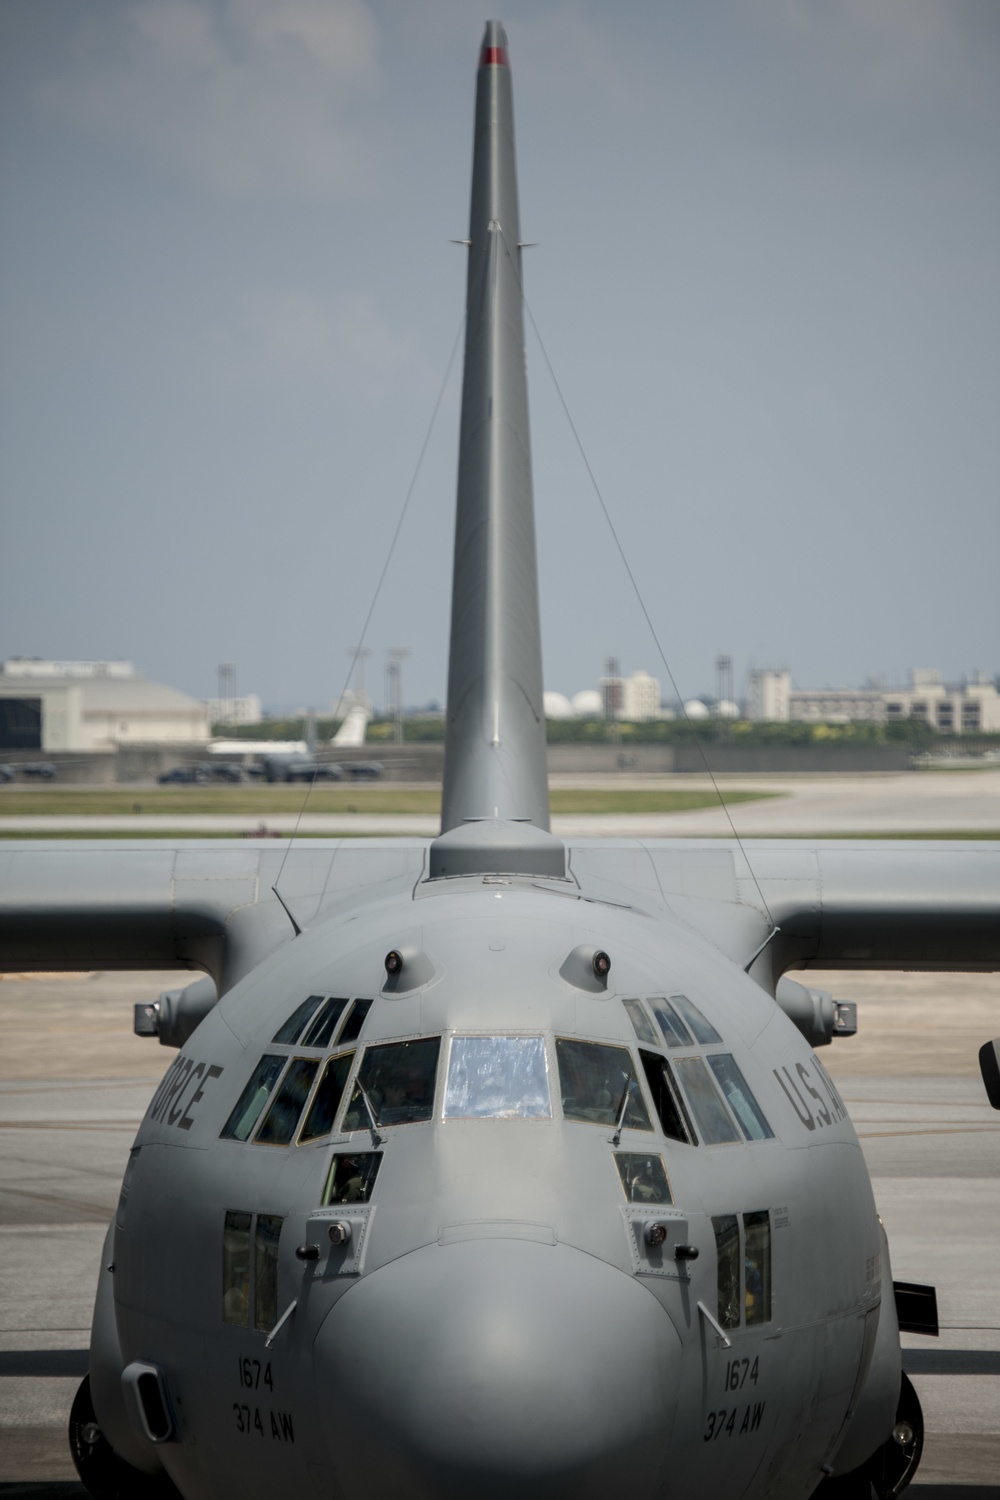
[333,704,369,748]
[432,23,563,880]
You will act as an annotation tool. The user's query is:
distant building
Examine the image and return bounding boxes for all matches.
[747,664,1000,734]
[543,691,575,719]
[884,671,1000,734]
[788,688,886,725]
[621,670,661,721]
[203,693,263,726]
[597,669,661,721]
[747,670,791,722]
[571,689,602,717]
[0,659,211,752]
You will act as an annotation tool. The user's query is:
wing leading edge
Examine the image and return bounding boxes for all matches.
[2,838,998,993]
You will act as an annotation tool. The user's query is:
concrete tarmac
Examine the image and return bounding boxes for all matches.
[1,967,998,1496]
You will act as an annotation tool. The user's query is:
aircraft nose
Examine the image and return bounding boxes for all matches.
[314,1237,681,1499]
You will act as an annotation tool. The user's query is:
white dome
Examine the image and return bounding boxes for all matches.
[543,691,575,719]
[571,689,603,717]
[683,698,710,720]
[716,699,740,719]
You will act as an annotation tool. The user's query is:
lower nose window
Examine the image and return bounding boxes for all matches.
[323,1152,382,1204]
[614,1152,672,1204]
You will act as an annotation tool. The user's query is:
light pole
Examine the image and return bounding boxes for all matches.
[385,648,411,744]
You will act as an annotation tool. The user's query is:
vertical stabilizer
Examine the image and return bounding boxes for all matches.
[432,24,561,878]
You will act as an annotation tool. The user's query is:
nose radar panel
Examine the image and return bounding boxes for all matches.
[315,1237,680,1498]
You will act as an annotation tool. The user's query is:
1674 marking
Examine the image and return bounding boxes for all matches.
[237,1357,273,1392]
[724,1356,760,1392]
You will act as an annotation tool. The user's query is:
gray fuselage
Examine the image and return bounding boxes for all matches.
[107,870,887,1500]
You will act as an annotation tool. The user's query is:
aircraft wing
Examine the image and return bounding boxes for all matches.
[569,838,1000,980]
[1,838,998,994]
[0,840,428,990]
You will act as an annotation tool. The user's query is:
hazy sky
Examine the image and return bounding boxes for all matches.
[1,0,997,713]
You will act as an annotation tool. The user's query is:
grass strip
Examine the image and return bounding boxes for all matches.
[0,788,776,818]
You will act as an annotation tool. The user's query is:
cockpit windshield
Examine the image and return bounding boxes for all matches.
[343,1037,440,1129]
[555,1039,651,1130]
[444,1036,551,1119]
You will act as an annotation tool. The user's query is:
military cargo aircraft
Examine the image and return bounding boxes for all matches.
[1,22,998,1500]
[253,706,376,782]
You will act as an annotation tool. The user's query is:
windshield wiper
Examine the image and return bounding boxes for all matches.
[611,1071,633,1147]
[353,1077,384,1148]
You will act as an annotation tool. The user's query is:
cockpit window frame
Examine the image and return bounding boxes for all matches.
[220,1053,287,1143]
[340,1035,443,1133]
[671,1055,741,1146]
[253,1056,321,1148]
[554,1036,653,1133]
[297,1049,357,1145]
[268,994,373,1055]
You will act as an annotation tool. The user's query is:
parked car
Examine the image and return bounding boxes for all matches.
[157,766,209,785]
[348,761,385,781]
[203,762,243,783]
[22,763,57,779]
[0,765,14,784]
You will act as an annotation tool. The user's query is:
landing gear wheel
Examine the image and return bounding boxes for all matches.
[864,1372,923,1499]
[820,1371,924,1500]
[69,1374,183,1500]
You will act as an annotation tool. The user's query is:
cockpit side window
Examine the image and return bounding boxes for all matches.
[253,1215,283,1332]
[272,994,325,1045]
[614,1152,672,1204]
[744,1211,772,1325]
[339,998,373,1044]
[444,1036,551,1119]
[713,1215,741,1330]
[673,1057,740,1144]
[300,997,349,1049]
[222,1210,252,1325]
[299,1051,356,1143]
[343,1036,440,1129]
[255,1059,319,1146]
[639,1050,695,1144]
[670,994,722,1045]
[649,999,694,1049]
[555,1039,652,1130]
[222,1212,288,1333]
[221,1054,286,1142]
[707,1055,774,1141]
[622,999,659,1046]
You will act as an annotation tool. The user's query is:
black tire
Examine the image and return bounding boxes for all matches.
[821,1371,924,1500]
[865,1372,924,1499]
[69,1374,182,1500]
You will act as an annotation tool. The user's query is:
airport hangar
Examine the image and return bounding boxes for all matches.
[0,660,211,755]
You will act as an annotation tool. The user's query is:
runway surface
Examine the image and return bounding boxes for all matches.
[2,769,999,837]
[1,967,997,1495]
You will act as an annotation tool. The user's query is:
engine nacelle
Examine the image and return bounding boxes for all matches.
[133,975,219,1049]
[775,976,858,1048]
